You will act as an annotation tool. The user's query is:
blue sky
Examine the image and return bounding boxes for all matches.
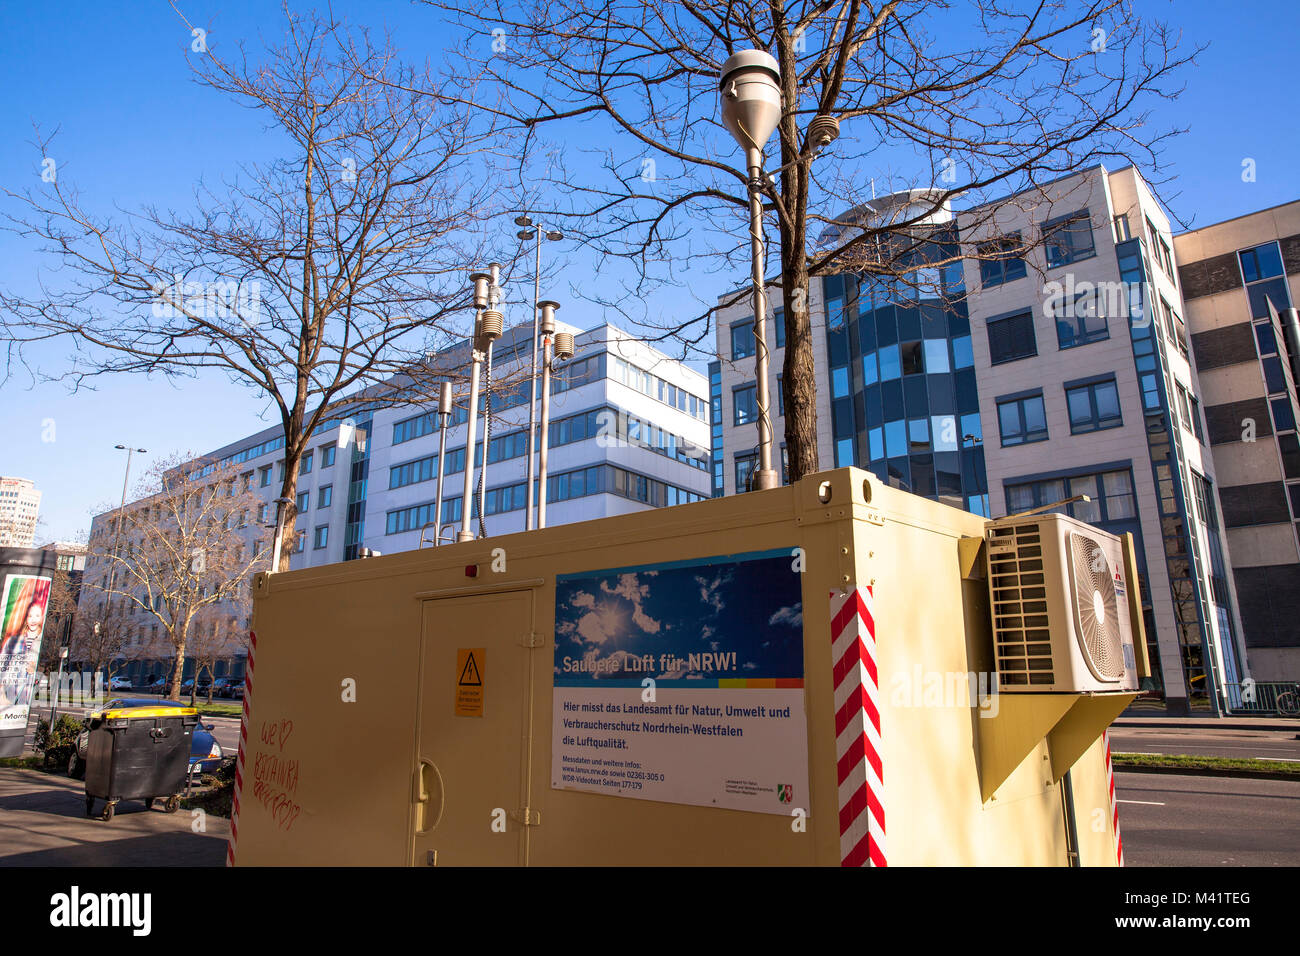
[2,0,1298,542]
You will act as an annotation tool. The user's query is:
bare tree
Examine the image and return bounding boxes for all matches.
[187,607,248,704]
[81,454,268,701]
[1,7,517,568]
[67,607,130,684]
[423,0,1194,479]
[38,567,80,677]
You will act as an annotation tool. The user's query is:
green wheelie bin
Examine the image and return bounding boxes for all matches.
[83,703,198,821]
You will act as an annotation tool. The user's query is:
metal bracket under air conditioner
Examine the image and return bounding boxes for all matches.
[976,691,1137,803]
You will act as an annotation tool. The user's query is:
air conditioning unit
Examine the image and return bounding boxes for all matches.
[985,512,1138,693]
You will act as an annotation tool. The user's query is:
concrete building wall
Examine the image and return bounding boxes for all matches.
[1174,199,1300,680]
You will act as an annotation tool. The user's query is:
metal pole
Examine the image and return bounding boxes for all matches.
[49,647,66,725]
[433,383,451,546]
[537,334,553,529]
[459,327,484,543]
[746,146,777,491]
[269,498,288,575]
[525,231,542,531]
[106,446,139,596]
[478,339,494,531]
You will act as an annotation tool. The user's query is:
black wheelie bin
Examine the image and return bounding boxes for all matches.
[83,703,198,821]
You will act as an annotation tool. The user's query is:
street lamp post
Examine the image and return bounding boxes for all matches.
[515,215,565,531]
[268,496,293,574]
[719,52,784,491]
[104,444,146,611]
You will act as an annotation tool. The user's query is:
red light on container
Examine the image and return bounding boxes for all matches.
[465,564,478,577]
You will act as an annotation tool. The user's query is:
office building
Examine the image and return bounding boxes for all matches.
[714,166,1247,714]
[712,189,989,515]
[80,321,711,684]
[0,477,41,548]
[1173,201,1300,681]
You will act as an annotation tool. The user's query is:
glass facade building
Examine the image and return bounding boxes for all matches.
[822,226,989,515]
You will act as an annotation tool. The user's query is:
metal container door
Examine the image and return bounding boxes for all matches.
[413,589,536,866]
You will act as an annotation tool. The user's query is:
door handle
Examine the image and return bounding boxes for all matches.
[415,758,445,835]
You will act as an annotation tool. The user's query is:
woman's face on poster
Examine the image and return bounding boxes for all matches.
[25,602,44,634]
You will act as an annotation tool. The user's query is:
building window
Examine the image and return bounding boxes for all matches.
[1054,301,1108,350]
[313,525,328,550]
[1065,378,1123,434]
[735,452,758,493]
[1006,469,1136,524]
[301,451,313,475]
[321,445,337,468]
[260,466,272,488]
[1042,211,1096,268]
[296,491,309,514]
[293,531,306,553]
[987,310,1037,365]
[997,393,1048,446]
[259,503,271,524]
[976,235,1028,288]
[900,340,924,375]
[390,455,438,489]
[1239,242,1284,283]
[1146,217,1174,276]
[731,321,755,359]
[733,384,758,425]
[318,485,333,509]
[776,376,784,416]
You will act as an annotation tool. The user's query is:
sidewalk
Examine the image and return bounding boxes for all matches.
[0,768,229,866]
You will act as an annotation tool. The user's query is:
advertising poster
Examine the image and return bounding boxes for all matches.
[552,548,809,815]
[0,573,52,729]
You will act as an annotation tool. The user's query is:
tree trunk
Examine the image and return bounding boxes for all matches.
[781,260,820,481]
[168,632,188,703]
[275,457,301,572]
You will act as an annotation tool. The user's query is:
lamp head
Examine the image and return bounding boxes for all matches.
[546,231,564,241]
[718,50,782,156]
[518,229,535,240]
[515,214,533,227]
[438,382,453,417]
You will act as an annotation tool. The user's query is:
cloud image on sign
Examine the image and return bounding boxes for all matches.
[554,549,803,686]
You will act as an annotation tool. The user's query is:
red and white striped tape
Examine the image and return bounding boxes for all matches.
[226,630,256,867]
[830,586,885,867]
[1103,728,1124,867]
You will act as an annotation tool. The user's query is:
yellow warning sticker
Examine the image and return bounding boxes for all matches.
[455,648,485,717]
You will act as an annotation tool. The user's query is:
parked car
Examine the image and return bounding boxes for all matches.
[212,677,245,699]
[179,678,212,697]
[108,676,132,692]
[67,698,224,780]
[143,677,167,694]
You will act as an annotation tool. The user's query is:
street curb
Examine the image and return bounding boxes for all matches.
[1115,719,1300,733]
[1113,763,1300,782]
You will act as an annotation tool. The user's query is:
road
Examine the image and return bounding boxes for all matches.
[1116,771,1300,866]
[1110,725,1300,761]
